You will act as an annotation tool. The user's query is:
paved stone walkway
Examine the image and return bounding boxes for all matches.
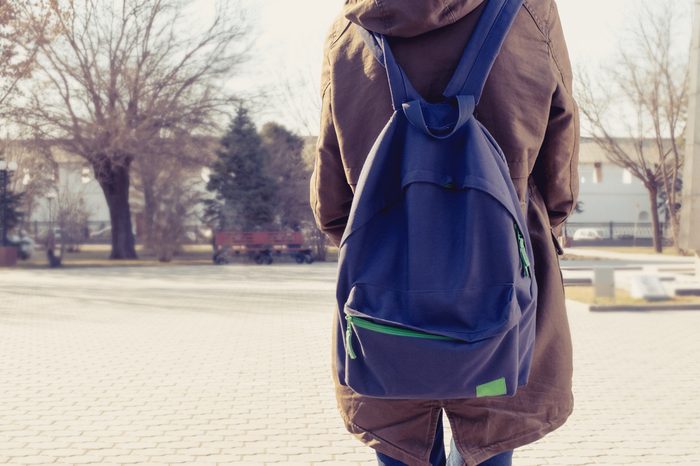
[0,263,699,465]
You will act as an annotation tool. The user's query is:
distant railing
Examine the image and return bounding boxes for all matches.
[21,220,673,247]
[564,222,672,246]
[23,221,209,245]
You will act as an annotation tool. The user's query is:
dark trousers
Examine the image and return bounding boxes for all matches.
[376,414,513,466]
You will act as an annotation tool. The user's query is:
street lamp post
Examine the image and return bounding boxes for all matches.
[45,190,62,267]
[681,0,700,273]
[0,159,19,247]
[0,159,19,267]
[1,164,7,247]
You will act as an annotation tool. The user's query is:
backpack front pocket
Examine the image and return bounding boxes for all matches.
[341,283,523,399]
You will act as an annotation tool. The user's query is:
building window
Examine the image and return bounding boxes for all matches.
[622,169,633,184]
[593,162,603,184]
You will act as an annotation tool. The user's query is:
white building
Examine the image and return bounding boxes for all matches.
[565,137,675,243]
[568,137,652,224]
[4,141,215,241]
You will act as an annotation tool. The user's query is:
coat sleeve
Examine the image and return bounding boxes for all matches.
[309,49,354,247]
[531,1,580,237]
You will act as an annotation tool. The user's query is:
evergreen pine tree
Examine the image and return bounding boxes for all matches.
[0,188,24,240]
[260,122,313,230]
[205,106,276,230]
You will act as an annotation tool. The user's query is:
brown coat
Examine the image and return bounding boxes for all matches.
[310,1,579,465]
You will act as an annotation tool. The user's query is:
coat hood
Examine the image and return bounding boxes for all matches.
[344,0,486,38]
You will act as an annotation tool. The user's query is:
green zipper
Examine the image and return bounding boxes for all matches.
[513,222,531,278]
[345,315,458,360]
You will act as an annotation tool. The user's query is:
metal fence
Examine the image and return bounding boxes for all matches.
[22,220,673,248]
[565,222,672,247]
[23,221,209,245]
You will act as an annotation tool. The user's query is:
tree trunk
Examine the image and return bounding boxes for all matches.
[97,161,138,259]
[317,236,327,262]
[667,205,683,254]
[648,185,663,254]
[659,169,684,253]
[142,181,156,251]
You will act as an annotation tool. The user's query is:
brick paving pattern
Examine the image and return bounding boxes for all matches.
[0,263,698,465]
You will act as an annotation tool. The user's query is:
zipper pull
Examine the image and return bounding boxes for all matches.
[345,316,357,360]
[519,237,531,278]
[514,222,531,278]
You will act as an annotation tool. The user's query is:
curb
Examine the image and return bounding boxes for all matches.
[589,303,700,312]
[563,278,592,286]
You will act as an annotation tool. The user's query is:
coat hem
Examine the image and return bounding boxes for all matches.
[339,410,433,466]
[339,399,573,466]
[449,402,574,466]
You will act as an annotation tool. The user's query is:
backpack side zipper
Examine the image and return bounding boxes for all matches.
[513,222,531,278]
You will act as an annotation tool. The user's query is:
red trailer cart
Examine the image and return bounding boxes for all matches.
[213,230,314,265]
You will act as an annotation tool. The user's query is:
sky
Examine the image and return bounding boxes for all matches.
[201,0,693,135]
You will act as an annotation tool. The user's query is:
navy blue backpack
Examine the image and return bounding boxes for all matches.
[335,0,537,400]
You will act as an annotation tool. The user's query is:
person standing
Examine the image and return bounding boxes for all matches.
[310,1,579,464]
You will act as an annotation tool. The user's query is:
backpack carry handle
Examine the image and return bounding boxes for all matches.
[402,95,475,139]
[378,34,476,138]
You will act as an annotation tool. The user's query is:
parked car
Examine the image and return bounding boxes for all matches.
[572,228,605,241]
[89,226,111,241]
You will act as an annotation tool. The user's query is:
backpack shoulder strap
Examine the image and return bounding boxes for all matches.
[358,27,422,111]
[442,0,523,103]
[358,27,383,63]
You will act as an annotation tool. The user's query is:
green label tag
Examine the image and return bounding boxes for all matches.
[476,377,507,397]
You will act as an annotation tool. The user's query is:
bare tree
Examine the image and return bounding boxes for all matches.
[17,0,247,259]
[0,1,56,115]
[145,158,201,262]
[274,70,330,259]
[577,1,689,253]
[260,122,314,229]
[54,177,91,252]
[275,69,322,137]
[132,134,216,254]
[300,140,327,260]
